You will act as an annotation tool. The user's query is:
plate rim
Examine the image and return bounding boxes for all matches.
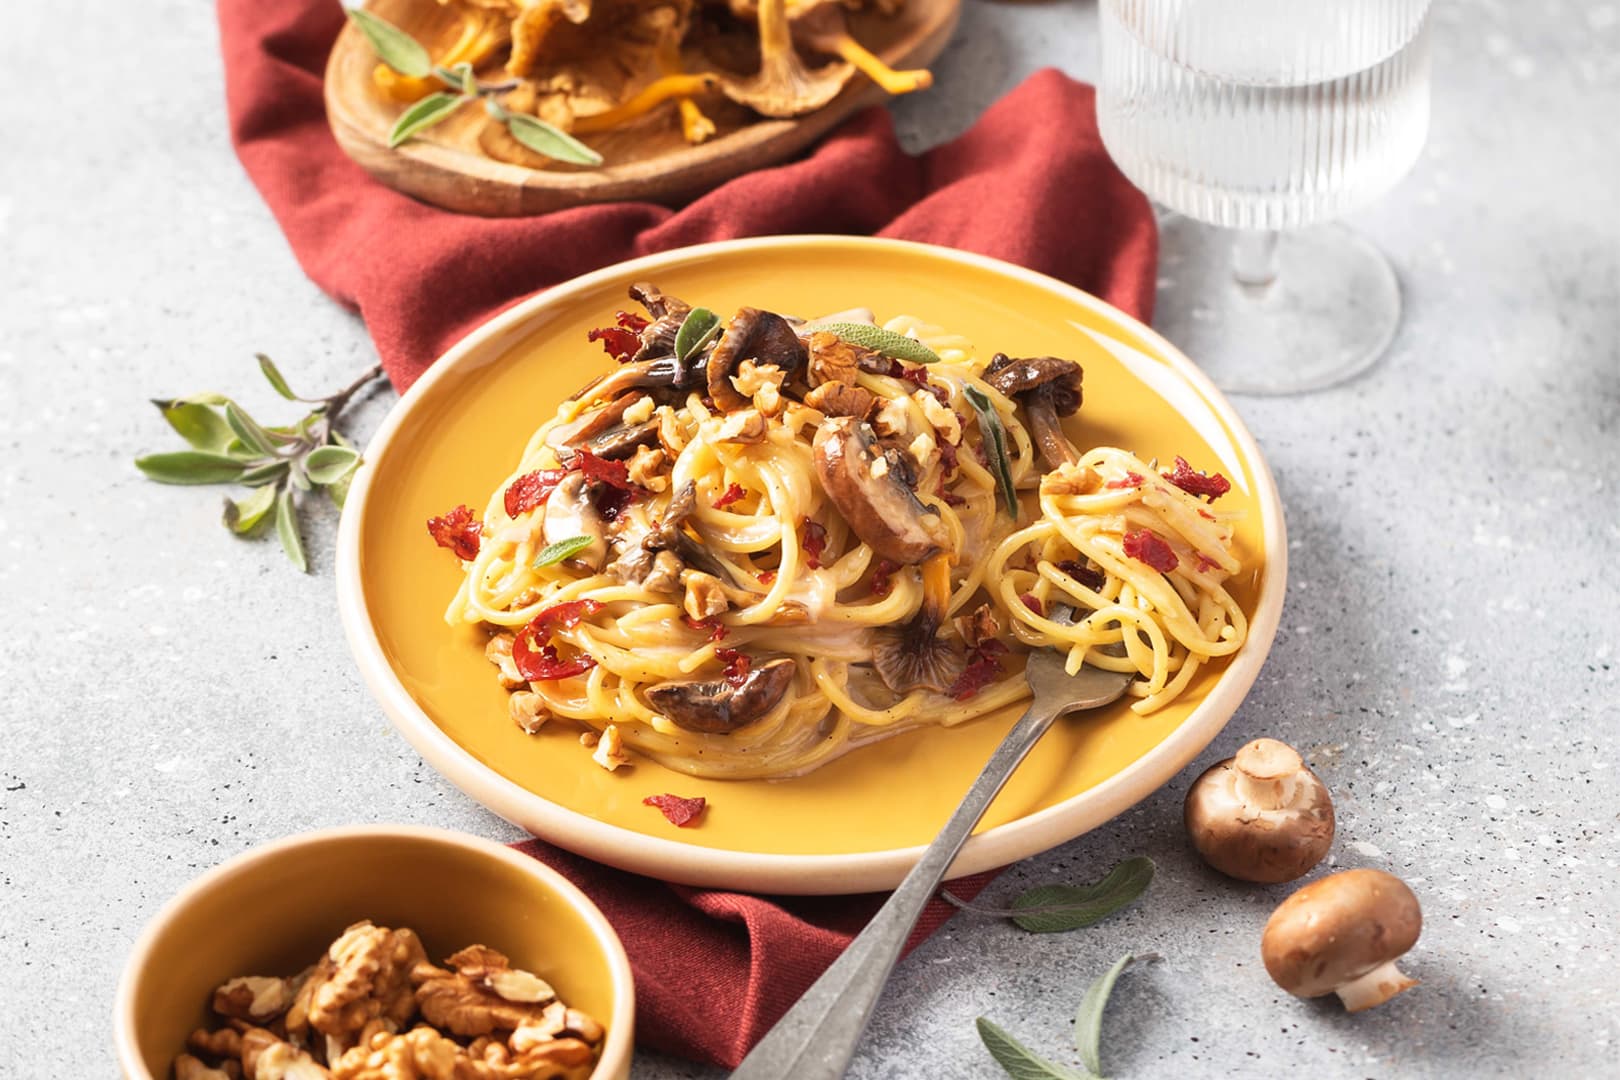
[335,235,1288,895]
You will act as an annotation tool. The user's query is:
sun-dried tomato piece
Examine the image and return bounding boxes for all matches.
[1105,472,1144,490]
[504,468,573,517]
[1055,559,1107,592]
[643,793,706,827]
[1162,456,1231,501]
[936,479,967,508]
[758,570,777,585]
[512,600,604,681]
[1020,593,1043,617]
[1123,529,1178,573]
[714,647,751,688]
[899,364,950,406]
[948,639,1009,701]
[799,519,828,569]
[870,558,900,598]
[682,615,729,642]
[576,450,637,520]
[1194,552,1221,574]
[587,326,640,363]
[937,439,960,475]
[427,505,482,561]
[615,310,650,333]
[531,599,603,639]
[714,483,746,510]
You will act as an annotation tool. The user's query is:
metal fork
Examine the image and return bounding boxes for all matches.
[730,609,1134,1079]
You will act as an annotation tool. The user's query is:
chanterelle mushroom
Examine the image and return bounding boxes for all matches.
[983,354,1084,470]
[1184,738,1335,884]
[1262,868,1422,1012]
[646,656,797,732]
[720,0,852,116]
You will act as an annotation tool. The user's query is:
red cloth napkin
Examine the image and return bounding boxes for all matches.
[217,0,1156,1066]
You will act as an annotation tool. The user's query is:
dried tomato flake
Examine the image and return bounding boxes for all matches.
[643,793,706,827]
[870,558,900,598]
[1105,472,1145,490]
[587,326,641,363]
[504,468,572,517]
[682,615,729,642]
[531,599,604,639]
[615,310,650,333]
[1123,529,1179,573]
[799,519,828,569]
[936,479,967,508]
[714,483,746,510]
[1195,552,1221,574]
[512,638,596,682]
[577,450,631,491]
[937,439,960,475]
[714,647,751,688]
[1020,593,1044,617]
[899,364,950,406]
[948,639,1009,701]
[426,505,482,561]
[758,570,777,585]
[1162,456,1231,501]
[1055,559,1107,592]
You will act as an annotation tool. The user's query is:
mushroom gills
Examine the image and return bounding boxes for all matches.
[645,657,797,733]
[871,551,963,694]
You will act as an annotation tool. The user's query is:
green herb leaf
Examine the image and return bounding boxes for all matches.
[225,403,278,457]
[434,61,476,94]
[274,486,307,572]
[1009,857,1155,933]
[964,385,1017,517]
[153,400,234,453]
[304,445,362,485]
[976,1018,1093,1080]
[171,391,232,407]
[533,535,595,568]
[223,483,278,535]
[388,91,468,148]
[1075,954,1138,1077]
[346,7,432,78]
[814,322,941,365]
[257,354,298,400]
[503,113,603,166]
[674,307,721,362]
[134,451,248,486]
[327,470,354,510]
[287,462,313,492]
[239,460,290,486]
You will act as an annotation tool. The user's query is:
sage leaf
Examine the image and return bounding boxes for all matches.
[239,460,290,486]
[389,91,467,148]
[976,1018,1093,1080]
[1010,857,1155,933]
[223,483,278,535]
[172,391,232,407]
[154,400,234,453]
[305,444,362,485]
[275,486,307,572]
[503,113,603,166]
[533,535,595,568]
[346,7,432,78]
[287,461,313,492]
[964,385,1017,517]
[1075,954,1138,1077]
[225,403,278,457]
[674,307,721,362]
[814,322,941,365]
[327,470,354,510]
[135,451,247,486]
[434,61,476,94]
[257,354,297,400]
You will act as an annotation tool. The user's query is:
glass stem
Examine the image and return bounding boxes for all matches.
[1232,230,1281,287]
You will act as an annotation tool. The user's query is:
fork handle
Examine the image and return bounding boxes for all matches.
[728,699,1062,1079]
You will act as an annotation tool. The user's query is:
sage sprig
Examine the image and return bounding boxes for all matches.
[964,384,1018,518]
[944,857,1155,933]
[814,322,942,365]
[977,952,1158,1080]
[533,536,596,568]
[674,307,721,363]
[347,8,602,166]
[135,358,384,572]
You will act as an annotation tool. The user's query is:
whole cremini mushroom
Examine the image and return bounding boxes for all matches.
[1184,737,1334,883]
[1262,868,1422,1012]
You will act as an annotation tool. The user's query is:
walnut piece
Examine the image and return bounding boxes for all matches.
[802,381,876,420]
[213,974,298,1023]
[175,1054,239,1080]
[1041,464,1103,496]
[681,571,730,621]
[509,692,550,735]
[715,408,766,444]
[412,946,556,1038]
[731,361,786,417]
[590,724,630,772]
[241,1026,331,1079]
[954,603,1001,650]
[870,396,910,438]
[288,922,425,1047]
[625,445,668,492]
[912,389,961,443]
[484,635,527,690]
[806,331,870,387]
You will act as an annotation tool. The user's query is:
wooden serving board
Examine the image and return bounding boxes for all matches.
[324,0,961,216]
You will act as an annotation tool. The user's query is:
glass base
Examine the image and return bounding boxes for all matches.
[1152,215,1402,396]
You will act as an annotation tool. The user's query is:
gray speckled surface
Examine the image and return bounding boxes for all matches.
[3,0,1617,1077]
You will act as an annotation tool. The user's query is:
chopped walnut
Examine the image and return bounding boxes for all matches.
[241,1026,331,1080]
[642,550,683,594]
[913,389,962,444]
[655,405,687,455]
[625,445,668,493]
[907,432,938,472]
[806,331,870,387]
[871,396,910,438]
[1042,464,1103,495]
[869,455,889,479]
[175,1054,239,1080]
[731,361,787,417]
[591,724,631,772]
[681,570,730,621]
[412,946,557,1038]
[212,974,298,1024]
[330,1026,459,1080]
[715,408,766,444]
[802,381,876,420]
[288,922,425,1048]
[619,394,655,427]
[188,1026,244,1061]
[484,635,527,690]
[509,692,550,735]
[578,731,600,749]
[954,603,1001,650]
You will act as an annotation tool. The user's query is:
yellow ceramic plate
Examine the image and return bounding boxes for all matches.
[336,237,1286,894]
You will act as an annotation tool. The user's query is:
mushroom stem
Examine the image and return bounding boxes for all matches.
[810,30,932,95]
[1024,395,1080,470]
[658,42,718,144]
[1333,960,1419,1012]
[373,7,508,102]
[572,74,721,134]
[920,550,951,621]
[1233,738,1305,812]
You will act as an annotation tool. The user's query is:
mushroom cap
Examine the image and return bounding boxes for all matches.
[983,354,1083,416]
[1184,738,1335,884]
[1261,869,1422,999]
[811,417,947,564]
[644,657,797,732]
[708,307,808,411]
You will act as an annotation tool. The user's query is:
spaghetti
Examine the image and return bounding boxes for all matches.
[431,285,1248,779]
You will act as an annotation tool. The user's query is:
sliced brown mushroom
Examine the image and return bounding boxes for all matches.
[983,354,1084,470]
[812,417,947,564]
[708,308,808,411]
[541,472,607,571]
[568,355,698,405]
[644,481,751,589]
[719,0,852,117]
[628,282,693,362]
[546,393,649,454]
[645,657,797,733]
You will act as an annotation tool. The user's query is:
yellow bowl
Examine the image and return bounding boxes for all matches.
[336,236,1288,894]
[112,825,635,1079]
